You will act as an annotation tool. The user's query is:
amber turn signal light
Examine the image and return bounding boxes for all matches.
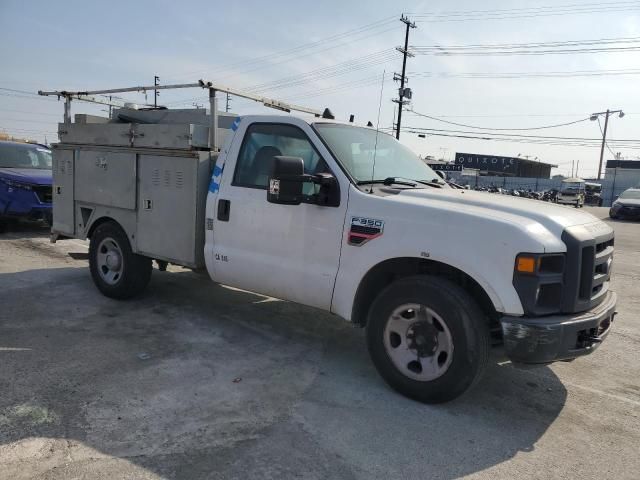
[516,256,536,273]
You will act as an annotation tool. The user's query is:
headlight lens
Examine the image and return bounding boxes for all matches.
[514,253,565,315]
[0,178,33,190]
[514,253,565,275]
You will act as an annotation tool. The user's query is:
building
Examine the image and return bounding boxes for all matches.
[605,160,640,185]
[455,152,557,178]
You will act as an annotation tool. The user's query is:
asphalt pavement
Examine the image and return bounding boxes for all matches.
[0,207,638,479]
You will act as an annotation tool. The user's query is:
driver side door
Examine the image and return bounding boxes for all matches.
[211,119,348,310]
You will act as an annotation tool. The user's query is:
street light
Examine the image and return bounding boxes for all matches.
[590,109,624,179]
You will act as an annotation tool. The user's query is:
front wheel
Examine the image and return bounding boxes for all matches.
[366,275,490,403]
[89,221,152,299]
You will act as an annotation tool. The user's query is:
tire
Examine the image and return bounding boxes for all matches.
[89,221,152,299]
[366,275,490,404]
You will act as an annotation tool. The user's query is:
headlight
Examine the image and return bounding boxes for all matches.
[0,178,33,190]
[514,253,565,315]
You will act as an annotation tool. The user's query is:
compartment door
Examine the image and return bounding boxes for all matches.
[75,150,136,209]
[137,155,199,265]
[52,149,75,235]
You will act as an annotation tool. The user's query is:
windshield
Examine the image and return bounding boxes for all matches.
[313,123,441,185]
[620,190,640,200]
[561,182,584,193]
[0,143,52,169]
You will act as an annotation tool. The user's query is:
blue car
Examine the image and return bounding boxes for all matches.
[0,140,53,227]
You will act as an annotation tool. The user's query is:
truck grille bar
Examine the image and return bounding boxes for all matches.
[562,227,614,313]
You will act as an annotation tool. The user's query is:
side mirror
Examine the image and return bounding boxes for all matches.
[268,156,305,205]
[267,156,341,207]
[435,170,446,180]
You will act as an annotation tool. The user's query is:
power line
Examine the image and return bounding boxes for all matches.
[403,126,640,145]
[405,129,640,150]
[164,16,398,83]
[411,36,640,49]
[243,49,397,93]
[409,2,640,23]
[409,68,640,79]
[407,110,591,130]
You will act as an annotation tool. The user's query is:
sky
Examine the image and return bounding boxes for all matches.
[1,0,639,178]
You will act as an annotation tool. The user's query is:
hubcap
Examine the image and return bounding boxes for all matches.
[383,304,454,381]
[96,237,123,286]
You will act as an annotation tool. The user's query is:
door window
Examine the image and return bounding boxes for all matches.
[233,123,327,194]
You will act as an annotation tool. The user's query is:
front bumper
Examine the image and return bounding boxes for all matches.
[0,187,52,221]
[611,205,640,219]
[500,291,617,364]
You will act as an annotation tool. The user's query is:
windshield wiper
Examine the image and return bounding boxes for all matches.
[357,177,419,188]
[390,176,444,188]
[358,177,445,189]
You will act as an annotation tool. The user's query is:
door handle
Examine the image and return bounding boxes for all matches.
[217,199,231,221]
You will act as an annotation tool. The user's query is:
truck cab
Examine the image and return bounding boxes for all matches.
[47,90,616,403]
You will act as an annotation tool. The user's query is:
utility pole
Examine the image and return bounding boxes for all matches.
[154,76,160,108]
[393,15,416,139]
[225,92,231,113]
[590,108,624,180]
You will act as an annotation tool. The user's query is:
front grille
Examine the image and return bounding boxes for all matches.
[561,226,614,313]
[620,206,640,215]
[32,185,52,204]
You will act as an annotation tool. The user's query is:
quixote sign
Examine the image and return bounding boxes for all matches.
[455,152,518,174]
[428,163,463,171]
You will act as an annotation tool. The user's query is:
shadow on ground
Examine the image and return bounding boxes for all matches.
[0,265,568,479]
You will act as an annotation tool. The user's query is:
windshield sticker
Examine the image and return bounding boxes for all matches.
[348,216,384,246]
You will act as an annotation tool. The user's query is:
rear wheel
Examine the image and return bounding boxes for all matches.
[89,221,152,299]
[366,275,490,403]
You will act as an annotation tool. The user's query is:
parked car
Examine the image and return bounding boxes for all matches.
[609,188,640,220]
[0,140,53,229]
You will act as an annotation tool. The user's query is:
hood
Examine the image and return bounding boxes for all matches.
[614,198,640,207]
[0,167,52,185]
[394,188,600,237]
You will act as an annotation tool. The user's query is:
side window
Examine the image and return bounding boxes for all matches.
[233,123,327,191]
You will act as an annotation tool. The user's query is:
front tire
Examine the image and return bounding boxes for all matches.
[366,275,490,403]
[89,221,152,299]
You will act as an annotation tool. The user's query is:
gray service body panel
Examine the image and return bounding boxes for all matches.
[51,108,224,269]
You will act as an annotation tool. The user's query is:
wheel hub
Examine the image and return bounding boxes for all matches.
[96,237,124,286]
[105,251,121,271]
[407,322,439,357]
[382,303,455,382]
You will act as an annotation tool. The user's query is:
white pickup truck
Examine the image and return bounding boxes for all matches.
[47,86,617,403]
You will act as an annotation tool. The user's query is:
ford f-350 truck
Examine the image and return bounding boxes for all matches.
[44,82,616,403]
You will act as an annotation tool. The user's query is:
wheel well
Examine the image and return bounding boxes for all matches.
[86,216,118,239]
[351,257,499,328]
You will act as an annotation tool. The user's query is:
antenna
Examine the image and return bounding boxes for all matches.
[369,70,386,193]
